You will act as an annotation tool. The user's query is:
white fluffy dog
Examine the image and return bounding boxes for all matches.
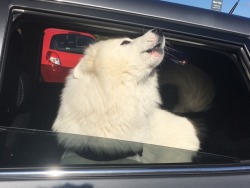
[52,29,205,162]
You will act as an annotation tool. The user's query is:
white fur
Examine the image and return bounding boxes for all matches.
[159,64,215,113]
[52,30,200,162]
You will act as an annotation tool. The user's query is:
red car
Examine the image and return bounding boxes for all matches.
[41,28,95,82]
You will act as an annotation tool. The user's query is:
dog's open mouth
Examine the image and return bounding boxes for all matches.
[143,39,164,54]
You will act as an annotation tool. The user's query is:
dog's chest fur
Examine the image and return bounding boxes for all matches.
[54,71,161,143]
[89,71,161,142]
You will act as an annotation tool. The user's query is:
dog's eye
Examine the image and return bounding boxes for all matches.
[120,40,131,45]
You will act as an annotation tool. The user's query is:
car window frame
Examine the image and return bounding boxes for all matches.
[0,0,250,180]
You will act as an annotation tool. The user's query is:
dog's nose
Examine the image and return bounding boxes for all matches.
[151,29,163,37]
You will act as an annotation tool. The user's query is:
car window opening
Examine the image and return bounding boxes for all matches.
[0,12,250,167]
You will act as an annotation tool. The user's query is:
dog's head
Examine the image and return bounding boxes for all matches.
[73,29,165,81]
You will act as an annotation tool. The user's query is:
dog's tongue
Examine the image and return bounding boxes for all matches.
[148,45,164,55]
[145,41,163,54]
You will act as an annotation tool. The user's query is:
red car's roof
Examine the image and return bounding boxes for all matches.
[44,28,95,39]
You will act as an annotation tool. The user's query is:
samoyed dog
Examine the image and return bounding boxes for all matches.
[52,29,213,163]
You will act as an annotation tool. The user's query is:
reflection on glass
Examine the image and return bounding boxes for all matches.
[0,127,238,167]
[56,131,197,164]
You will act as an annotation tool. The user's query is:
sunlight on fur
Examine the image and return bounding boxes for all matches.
[52,29,214,163]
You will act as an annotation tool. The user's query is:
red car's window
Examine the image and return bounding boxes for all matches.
[41,29,96,83]
[50,34,95,54]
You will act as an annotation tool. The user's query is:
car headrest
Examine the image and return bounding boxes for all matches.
[16,72,32,107]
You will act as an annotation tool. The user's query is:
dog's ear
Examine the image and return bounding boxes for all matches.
[73,45,95,79]
[73,60,84,79]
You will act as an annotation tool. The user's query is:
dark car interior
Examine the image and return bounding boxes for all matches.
[0,11,250,166]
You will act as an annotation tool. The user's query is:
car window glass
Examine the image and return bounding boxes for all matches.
[50,34,95,54]
[0,128,238,167]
